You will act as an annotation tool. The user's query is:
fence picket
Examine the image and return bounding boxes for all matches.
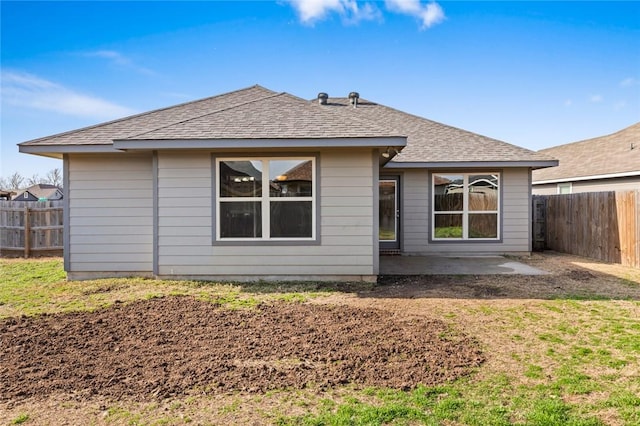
[533,190,639,268]
[0,200,64,257]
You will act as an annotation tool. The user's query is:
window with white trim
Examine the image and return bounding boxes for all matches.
[432,173,500,240]
[216,157,315,241]
[557,182,571,194]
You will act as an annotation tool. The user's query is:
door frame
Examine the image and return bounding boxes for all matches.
[379,175,401,251]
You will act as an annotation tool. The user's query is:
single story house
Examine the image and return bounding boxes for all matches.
[532,122,640,195]
[12,183,63,201]
[19,85,557,281]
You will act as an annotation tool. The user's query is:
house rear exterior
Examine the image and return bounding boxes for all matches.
[19,85,557,281]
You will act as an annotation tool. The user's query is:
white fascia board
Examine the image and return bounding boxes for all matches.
[385,160,558,169]
[19,145,123,156]
[113,137,407,150]
[532,170,640,185]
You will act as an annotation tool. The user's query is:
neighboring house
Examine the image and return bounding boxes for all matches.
[532,122,640,194]
[0,190,16,200]
[19,85,556,281]
[12,184,63,201]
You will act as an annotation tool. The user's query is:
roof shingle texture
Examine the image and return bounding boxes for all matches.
[124,93,402,140]
[21,85,277,146]
[532,122,640,182]
[15,184,61,199]
[20,84,554,163]
[320,99,553,163]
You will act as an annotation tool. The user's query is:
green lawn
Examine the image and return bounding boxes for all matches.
[1,257,639,425]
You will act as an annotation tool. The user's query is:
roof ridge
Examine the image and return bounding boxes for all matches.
[539,121,640,152]
[123,91,287,140]
[19,84,276,145]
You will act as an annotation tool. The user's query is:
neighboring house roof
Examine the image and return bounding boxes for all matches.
[19,85,556,168]
[0,190,16,200]
[532,122,640,184]
[281,160,312,182]
[13,184,62,200]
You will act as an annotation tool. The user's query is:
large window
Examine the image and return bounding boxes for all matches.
[432,173,500,240]
[216,157,315,241]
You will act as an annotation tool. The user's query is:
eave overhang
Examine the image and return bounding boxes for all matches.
[532,170,640,185]
[384,160,559,169]
[19,136,407,158]
[112,137,407,150]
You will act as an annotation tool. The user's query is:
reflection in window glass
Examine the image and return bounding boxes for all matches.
[270,201,312,238]
[433,174,463,212]
[269,160,313,197]
[432,173,500,240]
[434,214,463,238]
[220,161,262,197]
[469,213,498,238]
[217,157,315,240]
[469,175,498,211]
[219,202,262,238]
[379,180,397,241]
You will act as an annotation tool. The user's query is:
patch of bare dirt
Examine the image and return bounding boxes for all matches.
[0,297,483,402]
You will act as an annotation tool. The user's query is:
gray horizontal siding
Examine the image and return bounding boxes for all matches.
[68,153,153,273]
[156,150,375,277]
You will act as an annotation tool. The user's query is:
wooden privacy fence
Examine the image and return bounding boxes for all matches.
[533,190,640,268]
[0,200,64,257]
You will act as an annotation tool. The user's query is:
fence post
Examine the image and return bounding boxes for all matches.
[24,205,30,258]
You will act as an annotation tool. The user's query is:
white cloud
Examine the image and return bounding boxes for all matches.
[589,94,603,103]
[620,77,639,87]
[286,0,380,24]
[289,0,343,22]
[385,0,445,29]
[343,1,382,24]
[286,0,443,28]
[1,70,136,119]
[83,50,156,76]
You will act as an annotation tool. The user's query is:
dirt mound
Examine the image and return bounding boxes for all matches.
[0,297,483,401]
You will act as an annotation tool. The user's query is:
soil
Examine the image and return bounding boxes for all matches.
[0,297,483,402]
[2,252,638,424]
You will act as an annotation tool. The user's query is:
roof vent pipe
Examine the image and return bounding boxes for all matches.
[349,91,360,108]
[317,92,328,105]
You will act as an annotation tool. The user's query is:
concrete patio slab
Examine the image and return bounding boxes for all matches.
[379,255,548,275]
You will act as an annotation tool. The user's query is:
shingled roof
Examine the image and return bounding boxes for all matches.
[19,85,556,167]
[319,97,555,165]
[532,122,640,183]
[20,85,277,147]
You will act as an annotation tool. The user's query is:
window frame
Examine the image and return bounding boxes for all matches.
[214,155,317,244]
[431,172,501,241]
[557,182,572,194]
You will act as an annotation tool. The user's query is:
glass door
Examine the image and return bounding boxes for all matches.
[379,177,400,250]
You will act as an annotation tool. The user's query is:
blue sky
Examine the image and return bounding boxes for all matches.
[2,1,639,181]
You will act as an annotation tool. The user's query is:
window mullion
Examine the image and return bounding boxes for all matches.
[463,174,469,239]
[262,159,270,239]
